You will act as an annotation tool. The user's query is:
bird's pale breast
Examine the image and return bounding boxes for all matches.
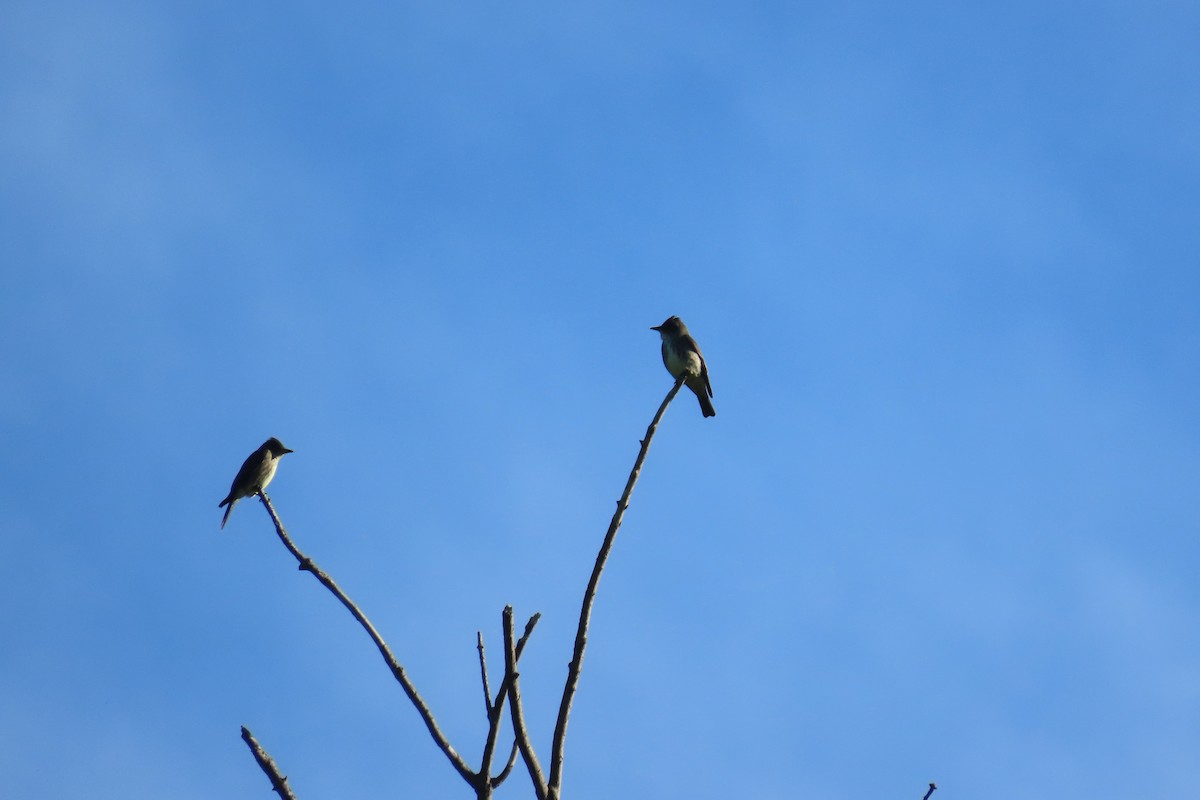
[664,345,702,379]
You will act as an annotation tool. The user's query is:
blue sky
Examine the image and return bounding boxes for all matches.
[2,1,1198,798]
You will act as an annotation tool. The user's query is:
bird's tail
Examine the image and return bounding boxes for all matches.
[219,498,236,529]
[688,381,716,417]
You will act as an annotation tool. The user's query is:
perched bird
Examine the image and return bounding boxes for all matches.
[218,437,294,528]
[651,316,715,417]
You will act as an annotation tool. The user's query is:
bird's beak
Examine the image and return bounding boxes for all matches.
[650,325,662,331]
[282,448,295,454]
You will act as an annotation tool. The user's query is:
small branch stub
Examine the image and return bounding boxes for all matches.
[240,726,298,800]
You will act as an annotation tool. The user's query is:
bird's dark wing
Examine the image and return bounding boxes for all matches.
[684,335,713,397]
[228,446,268,497]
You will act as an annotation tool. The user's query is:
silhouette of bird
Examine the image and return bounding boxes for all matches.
[651,316,715,418]
[218,437,294,528]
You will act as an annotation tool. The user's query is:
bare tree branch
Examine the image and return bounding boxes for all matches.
[546,376,686,800]
[476,659,506,791]
[490,739,521,789]
[923,782,938,800]
[514,612,541,665]
[257,493,475,785]
[240,726,298,800]
[477,631,493,716]
[504,605,548,800]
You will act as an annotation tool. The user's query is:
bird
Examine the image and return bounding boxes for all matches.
[651,316,715,417]
[218,437,294,528]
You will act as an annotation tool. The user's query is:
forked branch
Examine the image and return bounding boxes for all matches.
[478,612,541,789]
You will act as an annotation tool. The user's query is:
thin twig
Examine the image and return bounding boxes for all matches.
[923,782,938,800]
[504,605,548,800]
[546,377,685,799]
[477,661,505,790]
[240,726,298,800]
[258,493,475,785]
[514,612,541,665]
[490,740,521,789]
[477,631,493,716]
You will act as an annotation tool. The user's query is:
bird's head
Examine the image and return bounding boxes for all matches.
[650,316,686,336]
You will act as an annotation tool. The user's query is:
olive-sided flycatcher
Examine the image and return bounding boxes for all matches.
[218,437,294,528]
[651,316,715,417]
